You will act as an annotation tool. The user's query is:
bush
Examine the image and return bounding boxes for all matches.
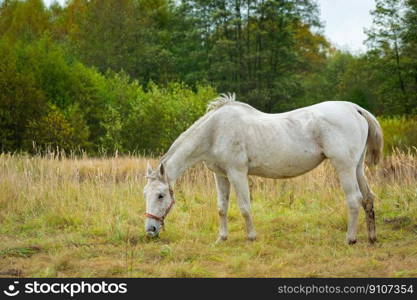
[100,78,217,154]
[0,37,217,154]
[23,104,90,152]
[379,116,417,154]
[0,36,105,153]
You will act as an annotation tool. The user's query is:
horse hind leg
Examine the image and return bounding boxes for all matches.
[330,158,363,245]
[357,150,377,244]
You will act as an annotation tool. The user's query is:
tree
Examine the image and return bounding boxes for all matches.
[0,0,50,42]
[0,39,48,151]
[365,0,408,112]
[402,0,417,112]
[174,0,325,112]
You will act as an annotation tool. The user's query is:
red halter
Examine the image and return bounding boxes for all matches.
[144,186,174,226]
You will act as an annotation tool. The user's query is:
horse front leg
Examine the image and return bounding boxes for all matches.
[227,169,257,241]
[214,173,230,242]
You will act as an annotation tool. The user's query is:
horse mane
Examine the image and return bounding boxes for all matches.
[160,93,236,164]
[206,93,236,112]
[160,93,236,163]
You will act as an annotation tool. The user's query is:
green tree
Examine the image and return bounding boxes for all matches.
[365,0,409,113]
[0,0,50,42]
[402,0,417,112]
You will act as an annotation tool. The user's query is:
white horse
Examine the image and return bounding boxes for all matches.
[144,94,383,244]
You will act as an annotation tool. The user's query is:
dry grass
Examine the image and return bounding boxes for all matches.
[0,150,416,277]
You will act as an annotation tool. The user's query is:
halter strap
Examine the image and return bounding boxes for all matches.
[144,186,174,225]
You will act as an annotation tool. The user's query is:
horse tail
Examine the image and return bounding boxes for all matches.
[356,107,383,166]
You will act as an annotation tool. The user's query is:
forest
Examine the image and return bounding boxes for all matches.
[0,0,416,154]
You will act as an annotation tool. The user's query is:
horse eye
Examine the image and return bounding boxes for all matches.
[158,194,164,199]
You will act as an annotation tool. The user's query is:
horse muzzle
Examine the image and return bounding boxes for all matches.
[145,219,161,237]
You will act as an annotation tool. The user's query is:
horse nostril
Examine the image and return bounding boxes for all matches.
[149,226,156,232]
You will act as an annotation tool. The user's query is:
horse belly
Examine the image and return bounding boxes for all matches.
[247,149,325,179]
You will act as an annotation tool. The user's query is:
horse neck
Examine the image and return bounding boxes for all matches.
[162,131,207,186]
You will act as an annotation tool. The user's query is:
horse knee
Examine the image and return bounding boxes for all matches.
[239,207,251,218]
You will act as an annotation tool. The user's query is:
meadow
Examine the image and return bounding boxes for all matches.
[0,149,416,278]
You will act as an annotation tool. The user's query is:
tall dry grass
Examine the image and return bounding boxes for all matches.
[0,150,416,277]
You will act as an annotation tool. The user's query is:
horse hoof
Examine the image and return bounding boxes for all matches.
[216,236,227,243]
[369,237,377,244]
[247,235,257,241]
[348,239,357,245]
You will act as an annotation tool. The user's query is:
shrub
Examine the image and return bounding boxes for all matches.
[379,116,417,154]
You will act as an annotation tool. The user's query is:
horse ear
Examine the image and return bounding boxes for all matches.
[146,162,153,177]
[157,163,168,181]
[158,163,165,176]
